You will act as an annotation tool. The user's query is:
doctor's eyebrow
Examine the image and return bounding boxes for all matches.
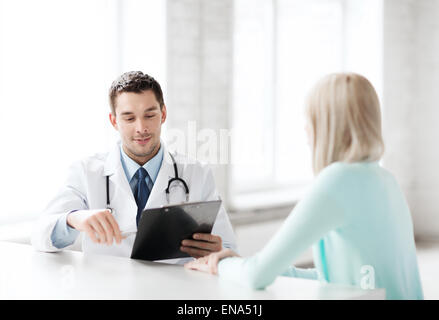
[143,106,160,112]
[119,106,159,116]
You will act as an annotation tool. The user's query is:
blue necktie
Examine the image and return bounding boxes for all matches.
[134,167,150,226]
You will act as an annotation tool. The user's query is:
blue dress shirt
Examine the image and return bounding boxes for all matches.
[120,144,163,194]
[50,143,164,249]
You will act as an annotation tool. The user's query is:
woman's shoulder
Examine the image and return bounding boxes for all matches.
[315,161,357,183]
[319,161,382,178]
[315,161,391,190]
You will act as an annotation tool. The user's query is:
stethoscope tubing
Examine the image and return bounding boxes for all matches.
[106,152,190,211]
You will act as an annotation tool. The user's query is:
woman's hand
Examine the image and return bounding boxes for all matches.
[184,248,240,274]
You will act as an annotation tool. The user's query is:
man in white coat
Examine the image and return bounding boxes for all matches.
[32,71,237,264]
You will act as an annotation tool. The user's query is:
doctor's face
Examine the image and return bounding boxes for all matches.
[109,90,167,165]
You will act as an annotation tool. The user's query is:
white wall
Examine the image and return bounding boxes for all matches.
[166,0,233,203]
[382,0,439,240]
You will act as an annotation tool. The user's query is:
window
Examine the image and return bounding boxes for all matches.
[231,0,382,209]
[0,0,166,224]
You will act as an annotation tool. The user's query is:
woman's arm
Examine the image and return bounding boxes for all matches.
[216,170,347,289]
[282,266,319,280]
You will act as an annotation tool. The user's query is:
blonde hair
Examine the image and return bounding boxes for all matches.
[306,72,384,175]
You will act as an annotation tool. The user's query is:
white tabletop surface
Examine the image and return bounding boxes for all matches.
[0,241,385,300]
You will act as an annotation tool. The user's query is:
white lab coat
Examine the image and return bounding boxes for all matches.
[31,141,237,264]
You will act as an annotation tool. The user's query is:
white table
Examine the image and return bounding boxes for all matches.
[0,241,385,299]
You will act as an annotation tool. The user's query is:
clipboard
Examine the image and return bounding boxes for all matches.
[130,199,222,261]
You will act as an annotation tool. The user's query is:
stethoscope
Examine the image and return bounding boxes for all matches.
[105,152,190,213]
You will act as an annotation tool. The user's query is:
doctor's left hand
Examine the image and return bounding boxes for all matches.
[184,248,240,274]
[180,233,223,258]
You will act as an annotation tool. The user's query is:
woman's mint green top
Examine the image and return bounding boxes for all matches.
[218,162,424,300]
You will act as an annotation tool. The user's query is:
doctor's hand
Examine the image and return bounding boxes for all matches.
[180,233,223,258]
[66,209,124,245]
[184,248,240,275]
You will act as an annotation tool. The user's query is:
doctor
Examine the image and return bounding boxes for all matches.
[32,71,237,263]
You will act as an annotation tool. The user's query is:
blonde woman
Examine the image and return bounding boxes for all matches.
[185,73,424,300]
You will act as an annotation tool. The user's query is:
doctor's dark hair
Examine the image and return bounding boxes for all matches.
[109,71,165,114]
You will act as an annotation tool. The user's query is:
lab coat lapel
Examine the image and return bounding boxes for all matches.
[103,141,137,231]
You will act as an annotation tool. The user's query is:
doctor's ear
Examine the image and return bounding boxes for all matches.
[160,105,167,124]
[109,112,118,130]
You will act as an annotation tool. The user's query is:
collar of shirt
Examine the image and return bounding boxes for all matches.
[119,143,164,191]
